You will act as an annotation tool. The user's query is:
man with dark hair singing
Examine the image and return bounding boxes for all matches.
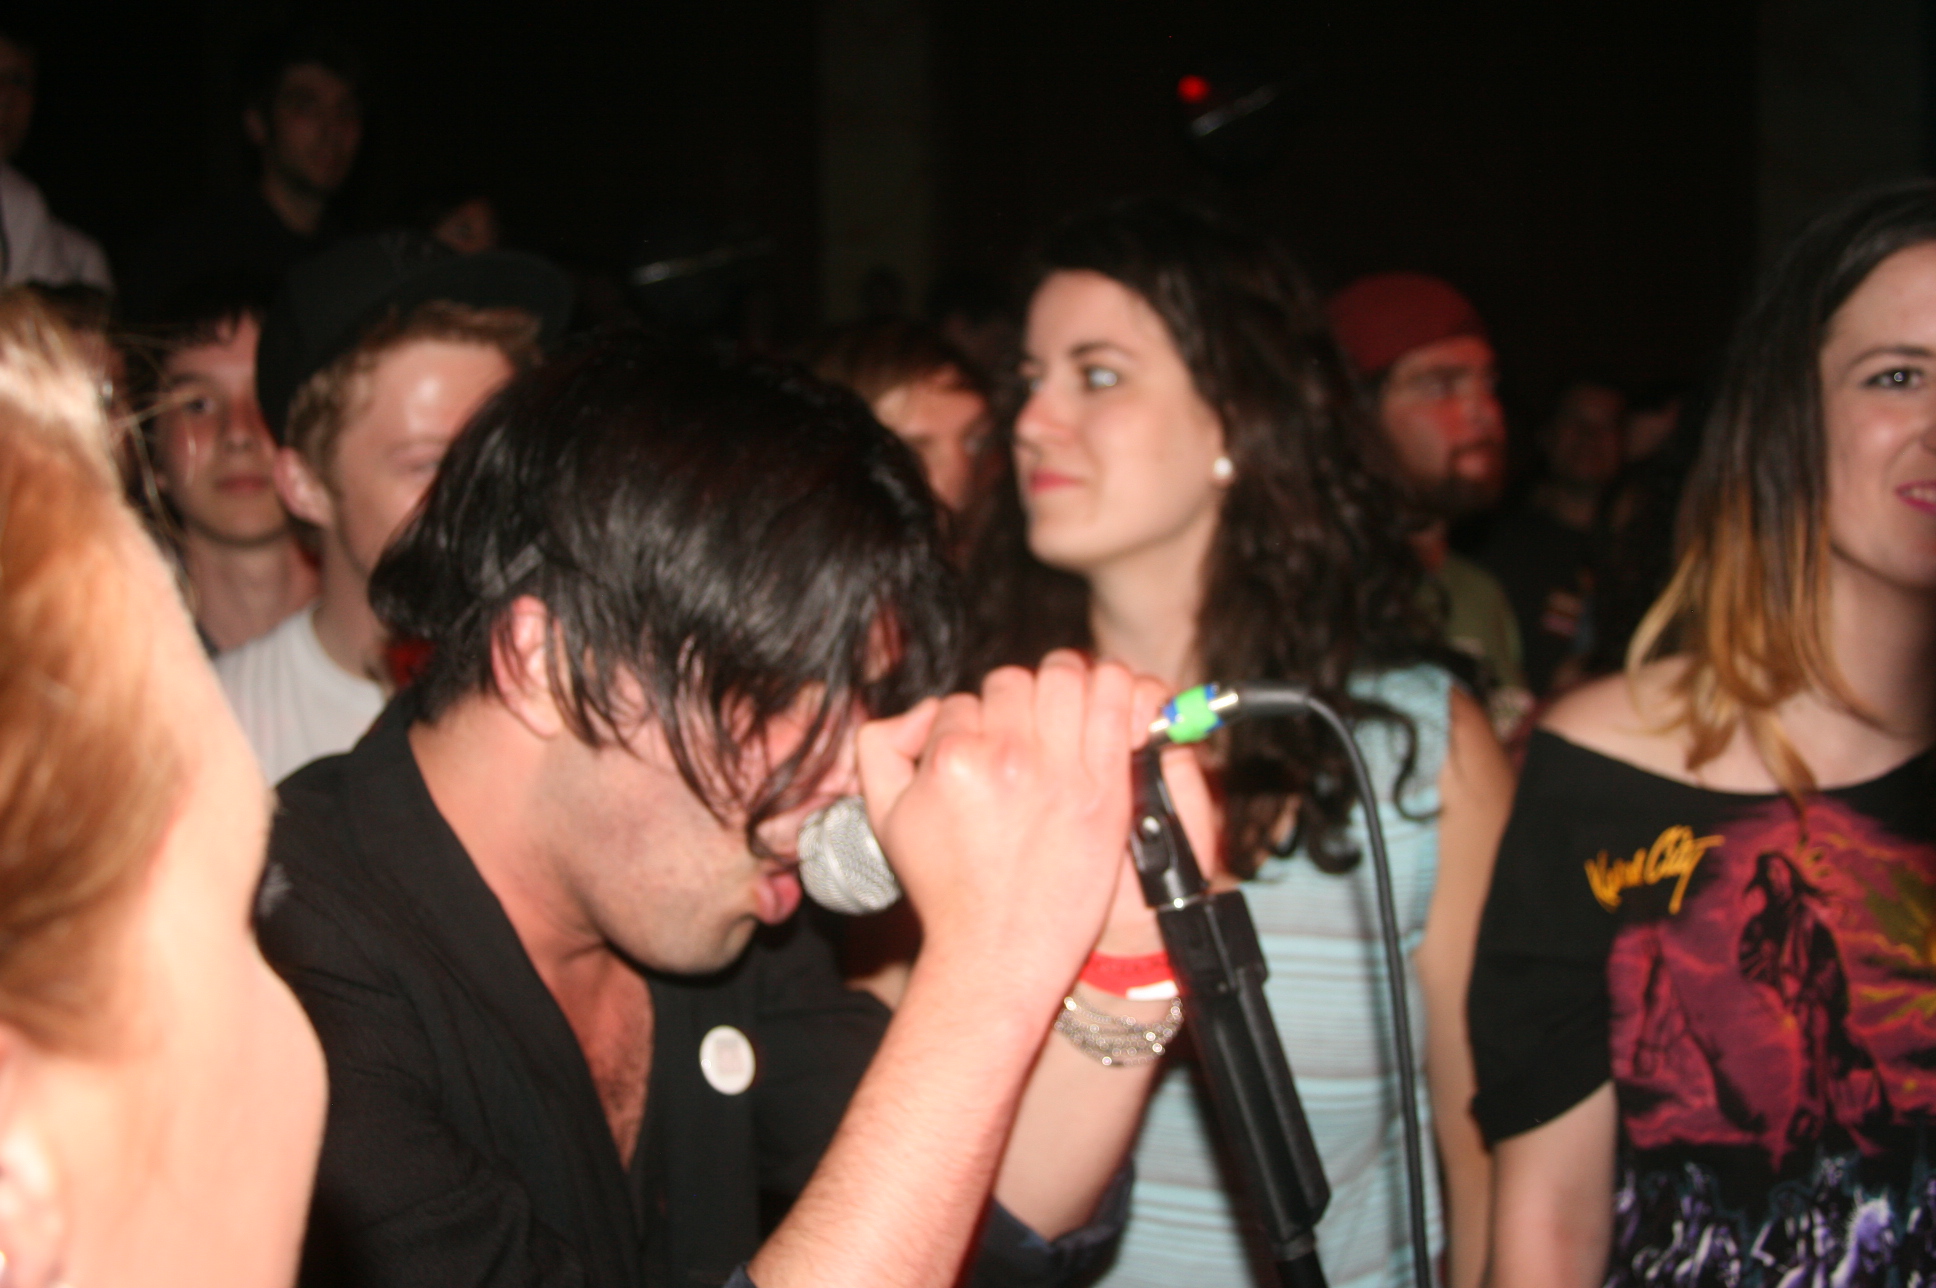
[255,332,1204,1287]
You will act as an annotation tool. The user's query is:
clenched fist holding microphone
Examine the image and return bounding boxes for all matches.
[752,652,1216,1288]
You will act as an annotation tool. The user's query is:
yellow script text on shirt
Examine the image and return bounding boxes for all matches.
[1584,825,1723,915]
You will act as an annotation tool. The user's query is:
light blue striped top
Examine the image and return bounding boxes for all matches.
[1097,664,1452,1288]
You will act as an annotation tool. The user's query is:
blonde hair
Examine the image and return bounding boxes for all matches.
[0,291,183,1047]
[1626,492,1856,797]
[1624,181,1936,797]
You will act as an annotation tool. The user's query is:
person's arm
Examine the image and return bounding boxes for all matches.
[748,654,1190,1288]
[990,726,1212,1238]
[1486,1082,1616,1288]
[1466,717,1630,1288]
[1415,687,1514,1288]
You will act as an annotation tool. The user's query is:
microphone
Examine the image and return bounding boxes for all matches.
[795,682,1305,915]
[796,794,902,915]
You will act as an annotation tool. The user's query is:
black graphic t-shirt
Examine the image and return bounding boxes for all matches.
[1470,730,1936,1286]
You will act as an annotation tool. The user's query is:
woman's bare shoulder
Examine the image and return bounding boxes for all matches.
[1538,660,1693,780]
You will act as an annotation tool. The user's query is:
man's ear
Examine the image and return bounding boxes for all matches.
[273,446,333,531]
[0,1031,70,1288]
[492,596,567,741]
[242,105,267,149]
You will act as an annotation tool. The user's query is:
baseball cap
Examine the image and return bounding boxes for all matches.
[256,231,574,442]
[1325,272,1487,380]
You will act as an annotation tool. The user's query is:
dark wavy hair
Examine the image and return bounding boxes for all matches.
[1631,178,1936,796]
[372,331,961,850]
[965,198,1440,875]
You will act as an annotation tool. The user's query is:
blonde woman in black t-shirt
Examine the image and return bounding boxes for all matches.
[1473,181,1936,1287]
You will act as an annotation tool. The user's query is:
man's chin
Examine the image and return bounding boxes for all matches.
[623,880,801,979]
[201,519,299,549]
[657,921,760,978]
[1433,476,1504,520]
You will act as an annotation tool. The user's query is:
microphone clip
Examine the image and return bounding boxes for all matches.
[1129,747,1210,908]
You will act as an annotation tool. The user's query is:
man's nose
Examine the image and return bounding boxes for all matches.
[1458,388,1505,442]
[225,395,271,449]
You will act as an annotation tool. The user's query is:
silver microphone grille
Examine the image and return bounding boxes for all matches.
[797,795,902,915]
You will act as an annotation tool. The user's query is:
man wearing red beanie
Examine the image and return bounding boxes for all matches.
[1327,272,1530,738]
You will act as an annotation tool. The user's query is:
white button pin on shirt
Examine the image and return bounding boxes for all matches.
[699,1025,757,1095]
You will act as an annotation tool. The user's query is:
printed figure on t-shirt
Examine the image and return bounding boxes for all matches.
[1737,847,1886,1139]
[1477,734,1936,1287]
[1605,798,1917,1171]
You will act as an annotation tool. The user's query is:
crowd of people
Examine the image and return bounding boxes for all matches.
[0,18,1930,1288]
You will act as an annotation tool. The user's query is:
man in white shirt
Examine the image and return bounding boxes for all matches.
[147,274,317,654]
[217,232,570,782]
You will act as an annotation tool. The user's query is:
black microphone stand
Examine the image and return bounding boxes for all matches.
[1129,747,1331,1288]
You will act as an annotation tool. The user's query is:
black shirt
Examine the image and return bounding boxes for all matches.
[123,186,335,319]
[257,704,1124,1288]
[1470,730,1936,1285]
[1476,506,1595,695]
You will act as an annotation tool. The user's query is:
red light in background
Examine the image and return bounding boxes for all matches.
[1177,74,1211,105]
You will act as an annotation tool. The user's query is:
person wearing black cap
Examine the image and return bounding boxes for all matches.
[216,232,571,784]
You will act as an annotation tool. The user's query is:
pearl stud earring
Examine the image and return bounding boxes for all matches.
[1211,455,1235,483]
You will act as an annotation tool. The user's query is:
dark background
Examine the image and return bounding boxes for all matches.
[6,0,1926,430]
[930,0,1759,419]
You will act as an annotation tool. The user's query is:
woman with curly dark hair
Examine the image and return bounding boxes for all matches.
[963,199,1513,1288]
